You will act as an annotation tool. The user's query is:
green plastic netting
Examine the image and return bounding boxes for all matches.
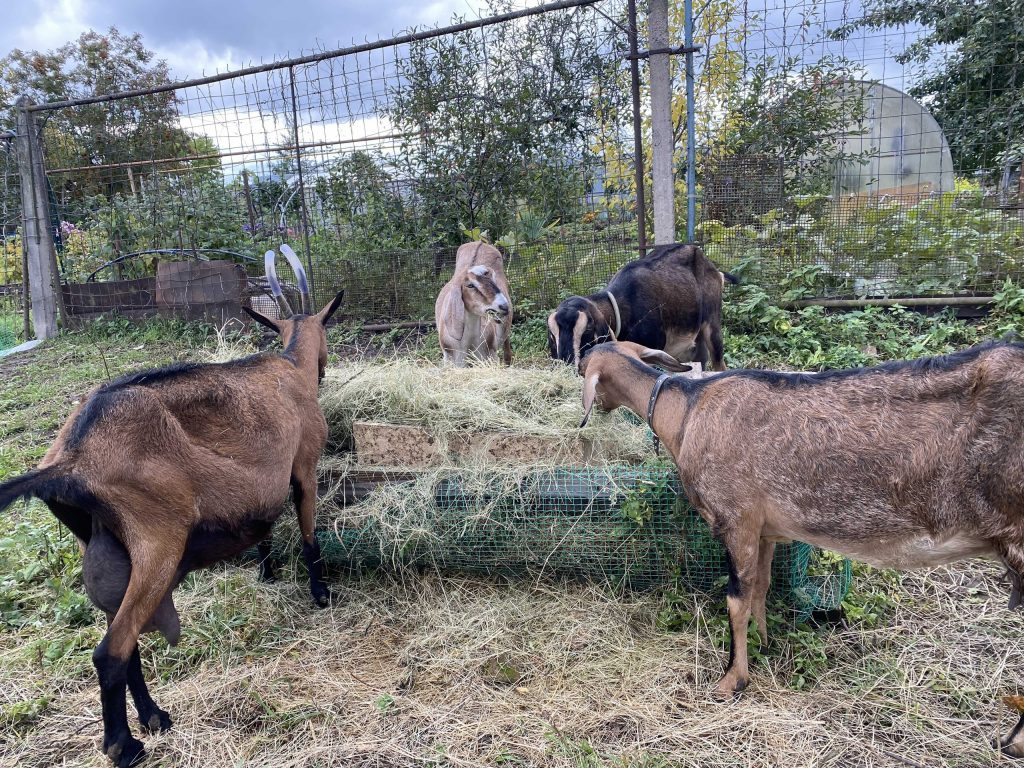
[0,322,16,353]
[307,466,852,619]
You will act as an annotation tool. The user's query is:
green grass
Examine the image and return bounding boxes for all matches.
[1,306,1023,766]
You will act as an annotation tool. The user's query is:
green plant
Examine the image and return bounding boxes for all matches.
[375,693,396,714]
[989,278,1024,338]
[722,278,983,371]
[701,191,1024,299]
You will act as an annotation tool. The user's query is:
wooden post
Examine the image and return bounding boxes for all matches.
[242,170,257,236]
[648,0,676,245]
[15,97,60,339]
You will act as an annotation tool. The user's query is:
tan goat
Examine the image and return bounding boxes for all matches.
[578,340,1024,758]
[0,245,343,767]
[436,241,513,366]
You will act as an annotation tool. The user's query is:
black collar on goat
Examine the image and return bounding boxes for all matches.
[0,245,343,768]
[578,339,1024,754]
[547,243,737,373]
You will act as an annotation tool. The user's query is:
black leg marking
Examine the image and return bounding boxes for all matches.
[293,477,331,607]
[1000,713,1024,754]
[1007,568,1022,611]
[725,551,742,598]
[257,538,277,583]
[126,647,171,734]
[710,325,725,370]
[93,640,146,767]
[727,614,736,668]
[302,539,331,608]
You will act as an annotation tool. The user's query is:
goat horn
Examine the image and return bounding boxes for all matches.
[279,243,311,314]
[264,249,294,318]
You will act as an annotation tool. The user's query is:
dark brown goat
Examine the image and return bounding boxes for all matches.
[0,245,343,767]
[579,340,1024,756]
[547,243,737,372]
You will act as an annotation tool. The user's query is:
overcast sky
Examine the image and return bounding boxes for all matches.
[2,0,492,80]
[4,0,918,86]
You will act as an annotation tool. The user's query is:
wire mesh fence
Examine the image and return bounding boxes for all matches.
[4,0,1022,326]
[262,465,851,618]
[20,0,638,324]
[692,0,1024,299]
[0,132,24,349]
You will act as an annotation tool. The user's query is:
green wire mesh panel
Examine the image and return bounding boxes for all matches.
[316,466,852,617]
[0,316,16,353]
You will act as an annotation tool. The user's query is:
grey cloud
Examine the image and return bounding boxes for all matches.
[3,0,482,79]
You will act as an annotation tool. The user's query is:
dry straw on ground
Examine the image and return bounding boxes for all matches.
[3,347,1022,767]
[1,560,1022,767]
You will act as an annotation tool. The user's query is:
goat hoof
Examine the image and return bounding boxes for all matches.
[141,707,172,733]
[258,561,279,583]
[1000,737,1024,759]
[712,677,747,701]
[312,587,334,608]
[104,733,146,767]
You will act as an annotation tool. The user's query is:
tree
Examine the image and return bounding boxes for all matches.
[388,3,617,245]
[706,54,868,203]
[833,0,1024,174]
[0,28,194,201]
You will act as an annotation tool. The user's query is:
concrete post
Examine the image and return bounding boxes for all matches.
[15,97,60,339]
[648,0,675,245]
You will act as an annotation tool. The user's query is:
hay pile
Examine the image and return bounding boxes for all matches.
[312,360,686,588]
[318,359,653,460]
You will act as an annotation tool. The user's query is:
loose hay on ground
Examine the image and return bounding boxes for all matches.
[2,557,1022,767]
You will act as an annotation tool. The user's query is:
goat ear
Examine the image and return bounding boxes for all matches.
[579,372,600,428]
[443,285,466,341]
[243,306,281,334]
[638,347,692,373]
[594,315,612,340]
[317,290,345,327]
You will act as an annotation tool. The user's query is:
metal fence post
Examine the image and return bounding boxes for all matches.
[627,0,648,254]
[14,96,60,339]
[288,66,317,300]
[683,0,696,242]
[648,0,675,245]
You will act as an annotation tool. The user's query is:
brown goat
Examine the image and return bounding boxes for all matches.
[547,243,737,373]
[436,241,513,366]
[0,245,343,767]
[579,340,1024,756]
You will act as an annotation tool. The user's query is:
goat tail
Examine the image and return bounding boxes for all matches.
[0,466,61,512]
[0,465,99,541]
[721,271,740,286]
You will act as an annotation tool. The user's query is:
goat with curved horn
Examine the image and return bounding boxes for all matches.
[279,243,311,315]
[0,270,346,765]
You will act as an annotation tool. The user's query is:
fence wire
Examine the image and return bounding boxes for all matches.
[693,0,1023,299]
[26,0,636,323]
[6,0,1024,325]
[315,466,851,618]
[0,133,23,348]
